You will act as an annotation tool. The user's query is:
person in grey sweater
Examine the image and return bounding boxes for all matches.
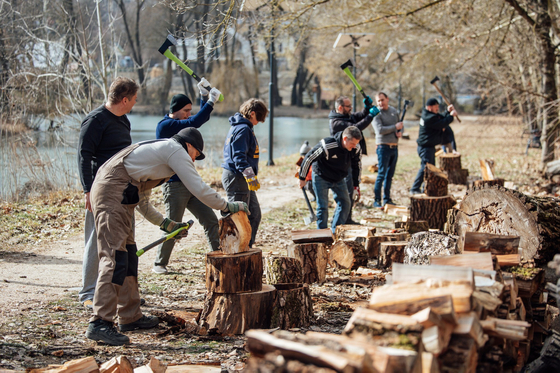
[372,92,404,208]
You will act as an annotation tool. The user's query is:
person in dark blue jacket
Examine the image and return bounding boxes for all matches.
[152,80,223,275]
[222,98,269,247]
[410,98,457,194]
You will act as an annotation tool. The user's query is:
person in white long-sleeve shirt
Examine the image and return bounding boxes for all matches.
[85,127,248,346]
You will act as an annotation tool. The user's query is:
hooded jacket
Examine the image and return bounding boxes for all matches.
[329,107,373,155]
[222,113,260,175]
[417,108,454,147]
[299,131,361,186]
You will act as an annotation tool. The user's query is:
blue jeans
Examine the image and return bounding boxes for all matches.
[154,181,220,267]
[411,146,436,192]
[374,145,398,203]
[312,171,351,233]
[345,167,354,222]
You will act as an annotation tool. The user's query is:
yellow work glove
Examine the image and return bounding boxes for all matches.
[242,167,260,191]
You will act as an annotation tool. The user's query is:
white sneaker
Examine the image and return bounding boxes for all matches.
[152,265,168,274]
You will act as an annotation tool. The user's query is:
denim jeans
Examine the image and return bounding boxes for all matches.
[374,145,398,204]
[411,146,436,192]
[344,167,354,222]
[312,171,351,233]
[79,210,98,302]
[222,169,261,247]
[154,181,220,267]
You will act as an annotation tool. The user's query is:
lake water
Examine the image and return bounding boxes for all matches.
[0,114,334,199]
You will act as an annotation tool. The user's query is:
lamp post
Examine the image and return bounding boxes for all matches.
[267,25,275,166]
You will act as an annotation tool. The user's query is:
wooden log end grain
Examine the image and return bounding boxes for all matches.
[218,211,252,254]
[329,240,368,269]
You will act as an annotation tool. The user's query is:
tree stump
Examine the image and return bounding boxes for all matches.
[405,221,430,234]
[438,153,463,171]
[410,194,456,230]
[447,186,560,264]
[218,211,251,254]
[265,256,303,284]
[199,285,276,336]
[288,243,327,284]
[424,163,448,197]
[206,249,263,293]
[329,241,368,269]
[378,241,408,269]
[366,235,390,258]
[473,179,505,188]
[270,283,314,329]
[446,169,469,185]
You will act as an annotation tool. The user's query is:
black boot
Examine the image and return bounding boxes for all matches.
[86,319,130,346]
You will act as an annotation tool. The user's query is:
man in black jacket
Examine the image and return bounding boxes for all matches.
[299,126,362,232]
[410,98,458,194]
[329,96,379,224]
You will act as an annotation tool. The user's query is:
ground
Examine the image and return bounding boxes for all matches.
[0,115,547,370]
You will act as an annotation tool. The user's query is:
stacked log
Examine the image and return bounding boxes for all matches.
[438,153,468,184]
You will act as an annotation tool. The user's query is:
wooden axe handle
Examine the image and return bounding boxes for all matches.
[431,82,462,123]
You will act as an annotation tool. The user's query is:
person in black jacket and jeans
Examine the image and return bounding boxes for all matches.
[410,98,458,194]
[299,126,362,233]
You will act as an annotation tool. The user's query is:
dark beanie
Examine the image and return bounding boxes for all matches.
[172,127,205,160]
[426,97,439,106]
[169,94,192,113]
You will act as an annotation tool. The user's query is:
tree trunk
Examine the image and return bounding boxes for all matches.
[288,243,327,284]
[265,256,303,284]
[410,195,456,230]
[378,241,408,269]
[447,186,560,264]
[329,241,368,269]
[270,283,314,329]
[424,163,448,197]
[205,249,263,293]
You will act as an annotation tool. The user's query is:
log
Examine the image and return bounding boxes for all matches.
[365,234,389,258]
[405,220,430,234]
[479,159,496,180]
[429,252,494,271]
[265,256,303,284]
[445,169,469,185]
[35,357,99,373]
[412,307,455,355]
[404,231,458,265]
[479,317,531,341]
[447,185,560,264]
[334,225,375,241]
[288,243,327,284]
[392,263,475,288]
[496,254,520,267]
[135,357,166,373]
[460,231,520,254]
[438,336,478,373]
[100,356,133,373]
[205,249,262,293]
[438,153,462,171]
[291,228,334,244]
[199,285,276,336]
[271,283,314,329]
[378,241,408,269]
[218,211,251,254]
[422,352,440,373]
[410,194,456,230]
[424,163,448,197]
[384,204,409,216]
[453,312,488,348]
[473,178,505,188]
[329,240,368,270]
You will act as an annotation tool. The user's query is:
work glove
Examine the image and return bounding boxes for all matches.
[353,186,361,202]
[197,77,211,96]
[159,218,189,238]
[222,201,250,214]
[243,167,260,191]
[363,96,374,109]
[369,106,380,117]
[208,87,222,104]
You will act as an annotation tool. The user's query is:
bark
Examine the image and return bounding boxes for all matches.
[288,243,327,284]
[473,179,504,188]
[265,256,303,284]
[329,241,368,269]
[410,194,456,230]
[205,249,263,293]
[424,163,448,197]
[270,283,314,329]
[378,241,408,269]
[438,154,462,171]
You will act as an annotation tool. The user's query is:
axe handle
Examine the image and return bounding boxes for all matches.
[302,188,316,218]
[342,68,367,99]
[431,83,461,123]
[163,50,224,102]
[136,220,194,257]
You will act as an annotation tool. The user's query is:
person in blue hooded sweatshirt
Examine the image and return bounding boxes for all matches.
[221,99,269,248]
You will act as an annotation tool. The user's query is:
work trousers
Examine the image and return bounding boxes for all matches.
[222,169,261,247]
[155,181,220,267]
[79,210,98,302]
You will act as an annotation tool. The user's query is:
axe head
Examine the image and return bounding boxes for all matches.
[340,59,354,71]
[158,34,178,55]
[404,100,414,108]
[430,76,440,85]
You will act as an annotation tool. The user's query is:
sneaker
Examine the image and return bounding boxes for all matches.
[384,200,396,206]
[119,315,159,332]
[83,299,93,310]
[86,319,130,346]
[373,200,384,209]
[152,265,168,274]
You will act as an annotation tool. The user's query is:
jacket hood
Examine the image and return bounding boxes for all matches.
[229,112,253,127]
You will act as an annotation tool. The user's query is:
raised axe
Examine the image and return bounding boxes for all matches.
[159,35,224,102]
[136,220,194,257]
[302,188,317,225]
[340,59,368,100]
[397,99,414,134]
[430,76,461,123]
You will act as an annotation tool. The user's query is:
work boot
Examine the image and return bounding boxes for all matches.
[119,315,159,332]
[86,319,130,346]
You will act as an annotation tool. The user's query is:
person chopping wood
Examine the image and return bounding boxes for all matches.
[85,127,248,346]
[410,98,458,195]
[298,126,362,233]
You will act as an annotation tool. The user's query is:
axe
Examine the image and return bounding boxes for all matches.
[302,188,317,225]
[159,35,224,102]
[397,99,414,134]
[430,76,461,123]
[340,59,368,100]
[136,220,194,257]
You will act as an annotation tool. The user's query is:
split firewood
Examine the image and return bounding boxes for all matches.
[479,159,496,180]
[479,317,531,340]
[438,154,468,184]
[265,256,303,284]
[429,252,494,271]
[288,243,328,284]
[453,312,488,348]
[343,307,423,341]
[329,240,367,270]
[411,307,454,355]
[291,228,334,244]
[218,211,251,254]
[410,194,456,230]
[404,220,430,234]
[100,356,133,373]
[460,231,520,254]
[383,204,409,216]
[271,283,314,329]
[422,352,440,373]
[378,241,408,269]
[365,234,389,258]
[31,357,99,373]
[334,225,375,241]
[438,336,478,373]
[510,267,544,298]
[133,357,166,373]
[205,249,263,293]
[424,163,448,197]
[496,254,520,267]
[472,289,503,313]
[392,263,475,289]
[361,175,377,184]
